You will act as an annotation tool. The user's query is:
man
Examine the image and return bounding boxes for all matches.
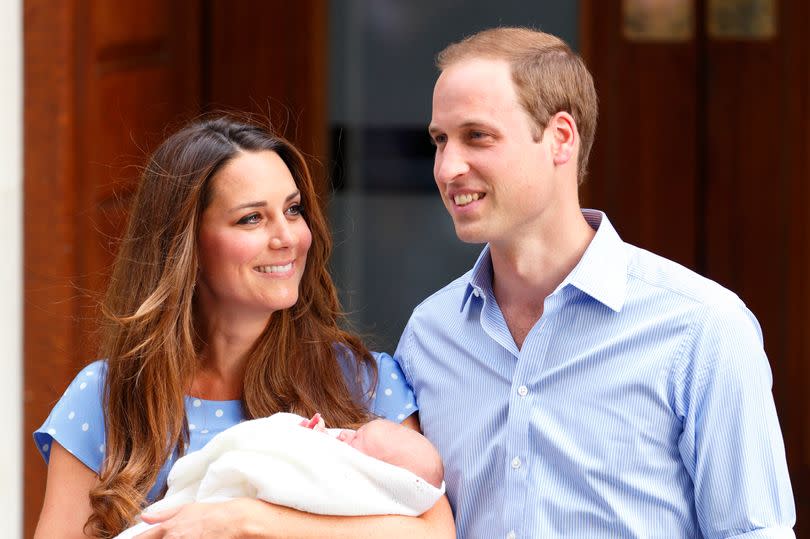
[394,27,795,538]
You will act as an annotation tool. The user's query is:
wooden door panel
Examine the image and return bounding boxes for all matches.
[582,0,809,534]
[581,2,699,269]
[204,0,328,175]
[24,1,201,536]
[25,2,330,535]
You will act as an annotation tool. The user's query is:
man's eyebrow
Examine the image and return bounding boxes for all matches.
[228,190,300,212]
[459,120,494,130]
[428,120,495,135]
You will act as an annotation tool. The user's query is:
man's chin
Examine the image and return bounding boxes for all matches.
[453,224,489,245]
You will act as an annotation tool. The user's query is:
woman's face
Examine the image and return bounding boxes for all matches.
[196,150,312,322]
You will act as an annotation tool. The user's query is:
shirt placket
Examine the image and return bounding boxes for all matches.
[499,293,560,538]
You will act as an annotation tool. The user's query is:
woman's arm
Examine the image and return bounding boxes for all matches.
[34,441,98,539]
[139,490,455,539]
[139,413,455,538]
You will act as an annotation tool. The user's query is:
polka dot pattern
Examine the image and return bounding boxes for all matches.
[34,352,418,503]
[369,352,418,424]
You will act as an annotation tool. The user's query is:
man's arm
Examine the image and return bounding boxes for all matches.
[675,302,795,538]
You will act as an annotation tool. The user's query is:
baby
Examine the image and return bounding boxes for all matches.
[300,413,444,488]
[115,412,445,538]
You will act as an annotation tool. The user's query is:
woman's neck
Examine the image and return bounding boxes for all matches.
[191,311,269,400]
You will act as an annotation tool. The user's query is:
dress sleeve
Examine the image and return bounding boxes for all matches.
[369,351,418,423]
[33,360,107,474]
[672,303,795,537]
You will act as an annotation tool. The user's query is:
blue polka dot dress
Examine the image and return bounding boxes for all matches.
[34,352,417,501]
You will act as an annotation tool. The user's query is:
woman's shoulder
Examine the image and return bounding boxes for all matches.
[33,360,108,473]
[368,352,419,423]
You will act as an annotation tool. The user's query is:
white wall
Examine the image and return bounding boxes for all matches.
[0,0,23,536]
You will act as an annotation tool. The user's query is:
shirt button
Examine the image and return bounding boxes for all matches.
[472,289,480,298]
[511,457,521,469]
[517,385,528,397]
[506,531,516,539]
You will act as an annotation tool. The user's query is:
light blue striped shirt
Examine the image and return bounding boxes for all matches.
[394,210,795,538]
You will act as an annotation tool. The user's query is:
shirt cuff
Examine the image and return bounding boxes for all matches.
[726,528,795,539]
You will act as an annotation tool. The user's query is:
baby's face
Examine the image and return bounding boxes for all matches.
[338,419,405,456]
[335,419,388,455]
[336,419,444,488]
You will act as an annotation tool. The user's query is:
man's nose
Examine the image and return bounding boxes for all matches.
[434,144,469,185]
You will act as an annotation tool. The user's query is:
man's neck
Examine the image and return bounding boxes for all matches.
[490,209,595,349]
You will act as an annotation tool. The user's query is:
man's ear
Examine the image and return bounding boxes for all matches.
[550,111,577,166]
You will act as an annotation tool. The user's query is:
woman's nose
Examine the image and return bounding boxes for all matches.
[269,220,295,249]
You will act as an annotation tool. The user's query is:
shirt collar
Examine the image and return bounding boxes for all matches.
[461,245,494,311]
[461,209,628,312]
[565,209,628,312]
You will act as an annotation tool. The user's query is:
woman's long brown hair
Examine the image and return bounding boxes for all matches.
[86,116,377,537]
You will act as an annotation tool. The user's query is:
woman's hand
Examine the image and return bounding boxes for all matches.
[136,495,454,539]
[137,499,262,539]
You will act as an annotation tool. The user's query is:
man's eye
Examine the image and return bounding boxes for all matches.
[469,131,487,140]
[237,213,262,225]
[431,134,447,146]
[286,204,304,217]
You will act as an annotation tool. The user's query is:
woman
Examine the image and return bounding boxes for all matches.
[33,116,454,538]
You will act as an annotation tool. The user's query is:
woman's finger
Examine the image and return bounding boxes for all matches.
[140,504,182,524]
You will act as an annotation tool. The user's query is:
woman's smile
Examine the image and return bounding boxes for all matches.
[196,150,313,320]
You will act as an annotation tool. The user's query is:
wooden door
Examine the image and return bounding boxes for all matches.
[23,1,329,535]
[23,1,202,535]
[581,0,810,534]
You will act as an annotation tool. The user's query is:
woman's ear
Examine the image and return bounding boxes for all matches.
[550,111,577,166]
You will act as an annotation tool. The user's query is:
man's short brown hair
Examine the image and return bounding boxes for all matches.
[437,27,598,183]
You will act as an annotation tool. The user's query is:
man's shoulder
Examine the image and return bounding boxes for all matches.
[410,269,474,317]
[626,244,744,310]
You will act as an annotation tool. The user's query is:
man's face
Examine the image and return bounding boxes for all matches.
[429,58,560,246]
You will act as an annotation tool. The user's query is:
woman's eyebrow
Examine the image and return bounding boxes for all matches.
[229,200,266,212]
[228,191,300,212]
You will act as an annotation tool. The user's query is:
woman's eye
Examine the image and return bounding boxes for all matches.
[237,213,262,225]
[285,204,304,217]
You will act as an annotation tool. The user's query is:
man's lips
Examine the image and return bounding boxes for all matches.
[451,192,485,207]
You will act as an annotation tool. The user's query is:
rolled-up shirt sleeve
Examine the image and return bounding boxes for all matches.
[673,302,795,538]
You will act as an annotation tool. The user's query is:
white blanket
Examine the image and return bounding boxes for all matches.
[116,413,444,538]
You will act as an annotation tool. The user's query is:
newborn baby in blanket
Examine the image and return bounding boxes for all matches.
[116,412,445,538]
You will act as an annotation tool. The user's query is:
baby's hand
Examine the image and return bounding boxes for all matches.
[336,429,357,444]
[299,413,327,433]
